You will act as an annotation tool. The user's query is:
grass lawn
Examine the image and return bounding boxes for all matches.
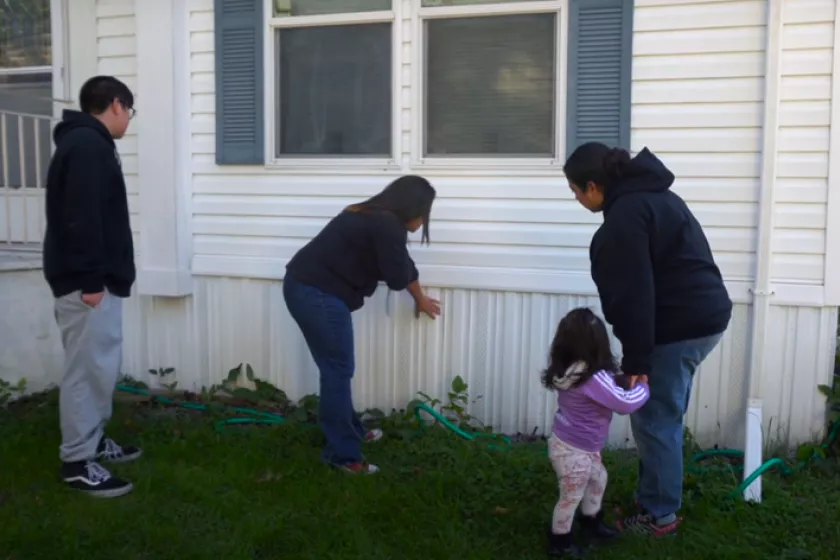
[1,391,838,560]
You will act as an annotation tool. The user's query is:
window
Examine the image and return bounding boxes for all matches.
[0,0,53,188]
[270,0,394,160]
[214,0,632,168]
[419,0,562,161]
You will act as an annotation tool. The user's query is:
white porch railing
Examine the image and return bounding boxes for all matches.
[0,108,55,249]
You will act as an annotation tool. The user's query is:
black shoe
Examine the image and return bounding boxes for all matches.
[96,437,143,463]
[60,460,134,498]
[579,510,620,543]
[547,529,585,558]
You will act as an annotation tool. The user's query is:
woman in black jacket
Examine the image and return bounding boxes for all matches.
[284,175,440,474]
[562,142,732,539]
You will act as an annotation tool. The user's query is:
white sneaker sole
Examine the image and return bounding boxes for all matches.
[74,482,135,498]
[99,448,143,464]
[338,466,379,474]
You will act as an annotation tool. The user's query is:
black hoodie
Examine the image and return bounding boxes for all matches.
[590,148,732,376]
[285,209,420,312]
[42,110,135,298]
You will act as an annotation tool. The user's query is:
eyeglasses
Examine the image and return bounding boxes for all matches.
[118,100,136,120]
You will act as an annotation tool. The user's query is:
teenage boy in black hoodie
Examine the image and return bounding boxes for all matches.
[559,142,732,546]
[43,75,140,498]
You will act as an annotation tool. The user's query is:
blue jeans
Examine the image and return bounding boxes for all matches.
[630,332,724,518]
[283,275,366,466]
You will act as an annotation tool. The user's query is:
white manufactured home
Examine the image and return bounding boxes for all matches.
[0,0,838,453]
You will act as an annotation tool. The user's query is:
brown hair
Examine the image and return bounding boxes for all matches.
[346,175,436,244]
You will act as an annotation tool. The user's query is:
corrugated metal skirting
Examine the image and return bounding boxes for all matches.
[121,277,837,449]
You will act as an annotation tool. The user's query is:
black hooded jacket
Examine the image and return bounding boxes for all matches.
[43,110,135,298]
[286,209,420,312]
[590,148,732,376]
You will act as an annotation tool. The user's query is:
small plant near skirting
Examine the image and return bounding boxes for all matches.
[149,367,178,392]
[120,365,488,440]
[365,376,490,442]
[120,365,840,465]
[818,380,840,425]
[795,380,840,461]
[122,364,315,422]
[0,377,27,407]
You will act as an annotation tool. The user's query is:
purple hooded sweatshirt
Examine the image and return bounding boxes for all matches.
[552,362,650,453]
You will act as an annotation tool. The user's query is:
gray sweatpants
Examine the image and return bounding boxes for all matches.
[54,290,123,462]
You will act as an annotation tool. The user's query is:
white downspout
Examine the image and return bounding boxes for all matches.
[743,0,784,503]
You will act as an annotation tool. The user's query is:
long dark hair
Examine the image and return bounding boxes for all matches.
[563,142,631,190]
[541,307,618,389]
[347,175,436,244]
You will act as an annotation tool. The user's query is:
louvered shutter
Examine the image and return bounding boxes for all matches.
[566,0,633,155]
[214,0,265,164]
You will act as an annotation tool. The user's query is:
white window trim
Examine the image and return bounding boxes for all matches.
[0,0,64,115]
[0,66,52,76]
[411,0,568,171]
[0,0,70,119]
[262,0,403,172]
[50,0,74,117]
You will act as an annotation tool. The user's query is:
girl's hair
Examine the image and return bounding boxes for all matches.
[563,142,631,190]
[346,175,436,244]
[541,307,618,389]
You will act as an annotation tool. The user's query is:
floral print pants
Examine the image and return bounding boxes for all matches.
[548,434,608,534]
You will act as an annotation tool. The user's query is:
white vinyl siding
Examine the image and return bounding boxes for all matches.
[772,0,833,284]
[96,1,140,246]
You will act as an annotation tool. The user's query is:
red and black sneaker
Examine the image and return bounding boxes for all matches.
[616,511,681,537]
[335,462,380,474]
[364,429,383,443]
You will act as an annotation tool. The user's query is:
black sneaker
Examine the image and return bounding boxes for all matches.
[61,460,134,498]
[96,437,143,463]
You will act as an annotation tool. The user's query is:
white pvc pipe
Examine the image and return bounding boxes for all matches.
[743,399,764,502]
[742,0,784,503]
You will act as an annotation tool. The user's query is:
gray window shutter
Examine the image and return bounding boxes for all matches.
[214,0,264,165]
[566,0,633,156]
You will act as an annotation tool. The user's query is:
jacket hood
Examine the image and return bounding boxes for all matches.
[553,361,587,391]
[52,109,115,146]
[602,147,675,214]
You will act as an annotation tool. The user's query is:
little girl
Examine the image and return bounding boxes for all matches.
[542,307,650,557]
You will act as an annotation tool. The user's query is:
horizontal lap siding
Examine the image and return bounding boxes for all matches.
[772,0,833,283]
[190,0,603,278]
[96,1,140,251]
[190,0,765,282]
[633,0,766,282]
[634,0,834,286]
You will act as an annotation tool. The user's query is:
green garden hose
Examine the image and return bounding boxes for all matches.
[412,402,513,450]
[116,384,839,499]
[413,403,740,475]
[116,385,287,432]
[726,418,840,498]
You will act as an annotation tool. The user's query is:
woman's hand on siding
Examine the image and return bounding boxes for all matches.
[415,296,441,320]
